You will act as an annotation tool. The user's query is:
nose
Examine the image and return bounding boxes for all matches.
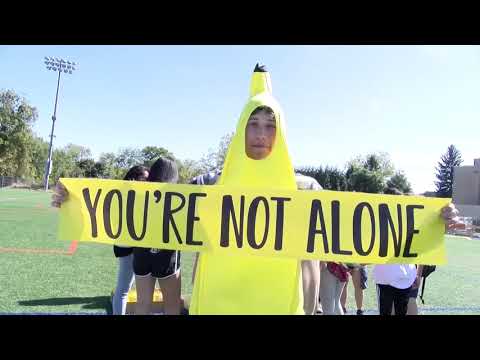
[256,126,268,140]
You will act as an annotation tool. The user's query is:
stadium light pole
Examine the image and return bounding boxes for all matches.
[43,57,77,191]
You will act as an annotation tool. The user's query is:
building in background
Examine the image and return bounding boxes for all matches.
[453,158,480,214]
[452,158,480,236]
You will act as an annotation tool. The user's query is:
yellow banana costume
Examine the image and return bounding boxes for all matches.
[189,64,304,315]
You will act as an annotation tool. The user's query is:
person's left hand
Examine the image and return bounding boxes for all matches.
[441,203,465,231]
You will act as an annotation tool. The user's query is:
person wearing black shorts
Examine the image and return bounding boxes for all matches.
[133,248,181,280]
[51,164,149,315]
[133,157,182,315]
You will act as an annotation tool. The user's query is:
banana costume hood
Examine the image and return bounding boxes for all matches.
[189,64,304,315]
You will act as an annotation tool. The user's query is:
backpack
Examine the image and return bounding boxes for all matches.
[419,265,436,304]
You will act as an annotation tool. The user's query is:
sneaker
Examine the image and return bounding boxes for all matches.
[356,309,364,315]
[317,299,323,314]
[342,307,347,314]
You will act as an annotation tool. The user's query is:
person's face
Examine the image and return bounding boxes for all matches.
[245,110,277,160]
[137,170,149,181]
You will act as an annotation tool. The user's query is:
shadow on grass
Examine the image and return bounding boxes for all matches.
[18,296,112,313]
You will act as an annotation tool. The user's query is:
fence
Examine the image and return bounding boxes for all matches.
[0,176,38,189]
[0,176,17,188]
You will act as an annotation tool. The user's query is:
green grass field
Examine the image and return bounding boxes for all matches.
[1,188,479,315]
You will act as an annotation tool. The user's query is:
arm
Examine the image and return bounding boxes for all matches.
[441,203,464,231]
[51,181,68,208]
[301,260,320,315]
[412,265,424,289]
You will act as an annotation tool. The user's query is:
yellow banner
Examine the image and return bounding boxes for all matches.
[58,178,450,265]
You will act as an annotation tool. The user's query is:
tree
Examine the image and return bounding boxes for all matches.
[198,132,234,172]
[177,159,203,184]
[345,152,396,194]
[349,152,394,178]
[50,148,72,182]
[29,136,49,181]
[49,143,94,182]
[98,152,122,179]
[435,144,463,198]
[92,161,108,178]
[77,159,108,178]
[0,90,38,177]
[115,147,144,171]
[345,164,386,193]
[296,165,347,191]
[141,146,175,167]
[386,171,412,194]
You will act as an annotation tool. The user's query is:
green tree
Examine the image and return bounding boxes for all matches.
[29,136,49,181]
[77,159,107,178]
[435,144,463,198]
[0,90,38,177]
[386,171,412,194]
[345,152,395,194]
[98,152,122,179]
[50,148,72,181]
[115,147,144,171]
[177,159,202,184]
[349,152,394,178]
[296,165,347,191]
[345,164,386,193]
[49,143,94,182]
[141,146,175,167]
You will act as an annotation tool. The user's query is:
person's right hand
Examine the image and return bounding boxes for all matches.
[51,182,68,208]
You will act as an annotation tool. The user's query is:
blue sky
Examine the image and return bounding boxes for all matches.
[1,45,479,193]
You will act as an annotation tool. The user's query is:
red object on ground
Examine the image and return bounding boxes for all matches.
[0,241,78,256]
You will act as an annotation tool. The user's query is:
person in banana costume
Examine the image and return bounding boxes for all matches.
[189,64,321,315]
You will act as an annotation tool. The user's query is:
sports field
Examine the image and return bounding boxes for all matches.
[1,188,478,315]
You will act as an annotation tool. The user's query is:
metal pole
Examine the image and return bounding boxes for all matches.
[44,69,62,191]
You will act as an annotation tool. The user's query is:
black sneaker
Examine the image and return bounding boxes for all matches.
[356,309,364,315]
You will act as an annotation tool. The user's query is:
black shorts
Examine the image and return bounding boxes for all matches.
[113,245,133,258]
[133,248,181,279]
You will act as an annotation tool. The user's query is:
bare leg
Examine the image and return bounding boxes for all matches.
[301,260,320,315]
[135,274,155,315]
[340,274,349,312]
[351,269,364,311]
[158,271,182,315]
[335,281,346,315]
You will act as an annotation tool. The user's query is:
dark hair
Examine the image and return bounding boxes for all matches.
[123,165,148,181]
[148,157,179,183]
[250,105,276,121]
